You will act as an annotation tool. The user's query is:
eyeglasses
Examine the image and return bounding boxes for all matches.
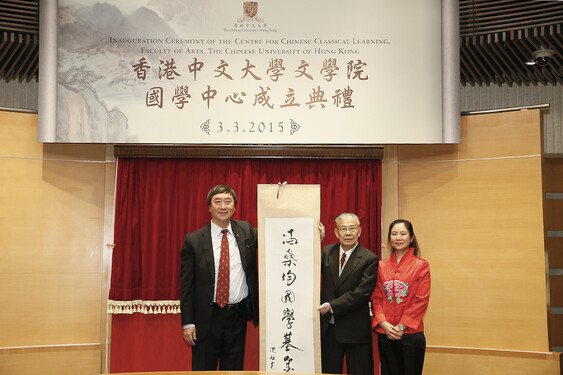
[338,226,359,233]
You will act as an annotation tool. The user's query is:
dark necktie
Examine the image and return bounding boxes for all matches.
[216,229,230,308]
[340,252,346,273]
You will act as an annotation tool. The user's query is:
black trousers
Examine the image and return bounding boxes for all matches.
[321,324,374,375]
[377,332,426,375]
[191,303,247,371]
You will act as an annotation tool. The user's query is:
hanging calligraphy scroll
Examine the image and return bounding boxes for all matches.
[258,184,321,373]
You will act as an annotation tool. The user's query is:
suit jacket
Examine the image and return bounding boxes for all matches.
[320,243,379,344]
[180,219,259,339]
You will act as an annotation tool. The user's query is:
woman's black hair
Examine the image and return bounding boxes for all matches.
[387,219,421,257]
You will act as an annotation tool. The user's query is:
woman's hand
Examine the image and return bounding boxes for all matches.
[379,321,403,340]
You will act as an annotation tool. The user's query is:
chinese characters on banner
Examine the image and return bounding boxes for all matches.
[265,217,315,373]
[132,55,366,112]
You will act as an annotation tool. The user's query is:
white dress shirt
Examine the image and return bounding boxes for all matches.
[210,221,249,304]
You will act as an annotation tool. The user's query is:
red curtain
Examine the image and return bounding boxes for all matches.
[110,157,382,372]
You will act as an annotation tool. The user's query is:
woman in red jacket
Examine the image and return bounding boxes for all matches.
[371,219,430,375]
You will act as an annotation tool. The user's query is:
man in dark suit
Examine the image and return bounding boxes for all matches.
[180,184,258,371]
[318,212,379,375]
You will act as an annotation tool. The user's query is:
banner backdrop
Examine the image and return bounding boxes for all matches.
[38,0,459,144]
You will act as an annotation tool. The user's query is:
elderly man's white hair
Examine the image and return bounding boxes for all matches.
[334,212,360,225]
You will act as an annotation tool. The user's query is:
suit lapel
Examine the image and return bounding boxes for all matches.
[329,245,341,287]
[231,221,248,270]
[201,224,215,282]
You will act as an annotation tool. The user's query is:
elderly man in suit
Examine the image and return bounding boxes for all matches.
[318,212,379,375]
[180,184,258,371]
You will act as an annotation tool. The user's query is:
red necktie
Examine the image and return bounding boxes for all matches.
[216,229,230,308]
[340,252,346,271]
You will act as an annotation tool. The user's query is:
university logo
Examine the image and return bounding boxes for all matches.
[243,2,258,19]
[238,1,264,22]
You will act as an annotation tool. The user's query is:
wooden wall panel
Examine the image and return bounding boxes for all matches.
[542,143,563,352]
[0,349,101,375]
[424,351,560,375]
[381,146,399,259]
[0,111,108,373]
[0,158,105,274]
[550,275,563,307]
[383,110,555,372]
[545,237,563,268]
[0,274,102,346]
[399,110,541,163]
[543,158,563,192]
[550,314,563,347]
[0,111,106,160]
[544,199,563,231]
[101,147,117,373]
[398,157,548,351]
[0,110,43,157]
